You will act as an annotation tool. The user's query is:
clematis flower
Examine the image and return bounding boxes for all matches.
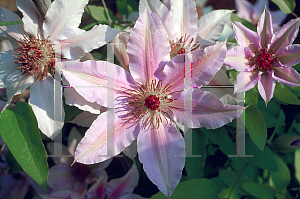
[224,8,300,104]
[0,0,120,138]
[235,0,286,31]
[62,9,244,197]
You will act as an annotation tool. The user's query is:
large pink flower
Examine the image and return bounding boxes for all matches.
[62,9,244,197]
[224,8,300,104]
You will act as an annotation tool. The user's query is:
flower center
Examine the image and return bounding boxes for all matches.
[249,48,278,71]
[13,33,55,82]
[169,34,200,58]
[144,95,160,110]
[121,80,179,129]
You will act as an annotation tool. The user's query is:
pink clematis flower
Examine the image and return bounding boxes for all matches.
[62,9,244,197]
[224,8,300,104]
[236,0,286,31]
[0,0,120,138]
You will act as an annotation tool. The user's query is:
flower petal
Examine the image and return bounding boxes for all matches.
[170,0,198,39]
[139,0,177,40]
[69,111,101,128]
[74,111,140,164]
[277,44,300,67]
[110,32,130,71]
[235,71,261,92]
[62,60,136,108]
[106,164,139,198]
[232,22,261,52]
[29,77,64,138]
[257,71,275,104]
[197,10,233,42]
[86,172,108,199]
[16,0,43,36]
[257,8,273,48]
[270,18,300,52]
[0,50,19,88]
[43,0,88,41]
[127,8,170,84]
[61,25,120,60]
[170,89,244,129]
[235,0,254,22]
[273,66,300,87]
[5,71,33,110]
[0,5,26,41]
[137,121,185,197]
[47,165,75,190]
[224,46,252,71]
[0,174,29,199]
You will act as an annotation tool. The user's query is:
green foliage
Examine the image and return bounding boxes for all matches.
[230,13,257,31]
[242,182,276,198]
[274,82,300,105]
[5,150,23,173]
[269,154,291,190]
[116,0,138,20]
[85,5,119,24]
[0,21,23,26]
[271,0,296,14]
[0,102,48,192]
[245,105,267,151]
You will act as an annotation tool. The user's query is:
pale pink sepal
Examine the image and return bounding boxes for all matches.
[110,32,130,71]
[257,8,273,48]
[127,8,170,84]
[277,44,300,67]
[74,111,140,164]
[0,50,20,88]
[86,172,108,199]
[69,111,101,128]
[273,66,300,87]
[258,71,275,104]
[137,121,185,197]
[224,46,252,71]
[235,71,261,92]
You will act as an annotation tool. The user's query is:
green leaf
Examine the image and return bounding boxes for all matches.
[185,130,208,179]
[245,87,258,107]
[242,182,276,198]
[294,148,300,184]
[0,102,48,192]
[5,150,24,173]
[230,13,257,31]
[85,5,119,24]
[228,70,237,85]
[116,0,138,19]
[150,179,220,199]
[269,154,291,190]
[217,187,240,199]
[245,105,267,151]
[271,0,296,14]
[274,82,300,105]
[0,21,23,26]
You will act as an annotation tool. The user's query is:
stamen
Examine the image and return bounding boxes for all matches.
[169,34,200,58]
[249,47,278,72]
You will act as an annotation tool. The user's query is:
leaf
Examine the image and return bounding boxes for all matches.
[85,5,119,24]
[271,0,296,14]
[294,148,300,184]
[230,13,257,31]
[0,102,48,191]
[217,187,240,199]
[245,105,267,151]
[0,21,23,26]
[116,0,138,19]
[5,150,23,173]
[269,154,291,190]
[274,82,300,105]
[228,70,237,85]
[219,170,252,195]
[150,179,220,199]
[185,129,208,179]
[242,182,276,198]
[245,87,258,107]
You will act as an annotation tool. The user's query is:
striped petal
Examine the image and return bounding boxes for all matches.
[257,71,275,104]
[273,66,300,87]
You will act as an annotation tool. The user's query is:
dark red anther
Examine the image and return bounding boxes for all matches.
[145,95,160,111]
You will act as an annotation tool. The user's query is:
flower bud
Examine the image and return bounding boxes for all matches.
[272,135,300,153]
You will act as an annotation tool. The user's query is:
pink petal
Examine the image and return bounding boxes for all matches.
[16,0,43,36]
[137,121,185,197]
[273,66,300,87]
[62,60,136,108]
[47,165,75,190]
[197,10,233,42]
[29,77,64,138]
[106,164,139,198]
[235,71,261,92]
[74,111,140,164]
[235,0,254,22]
[270,18,300,52]
[257,71,275,104]
[277,44,300,67]
[224,46,251,71]
[69,111,101,128]
[127,8,170,84]
[0,39,13,51]
[119,193,145,199]
[170,89,244,129]
[139,0,177,40]
[257,8,273,48]
[110,32,130,71]
[43,0,88,41]
[86,172,108,199]
[0,6,26,41]
[62,25,120,60]
[232,22,261,52]
[68,127,83,156]
[170,0,198,39]
[0,174,30,199]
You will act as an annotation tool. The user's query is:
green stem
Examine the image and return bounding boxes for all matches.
[292,12,299,18]
[227,163,248,199]
[102,0,112,26]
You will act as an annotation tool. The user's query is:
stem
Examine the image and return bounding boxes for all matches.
[32,0,51,17]
[276,190,295,199]
[292,12,299,18]
[102,0,112,26]
[0,143,6,154]
[227,163,248,199]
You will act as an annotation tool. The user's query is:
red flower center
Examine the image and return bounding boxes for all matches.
[144,95,160,110]
[249,48,278,71]
[13,33,55,82]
